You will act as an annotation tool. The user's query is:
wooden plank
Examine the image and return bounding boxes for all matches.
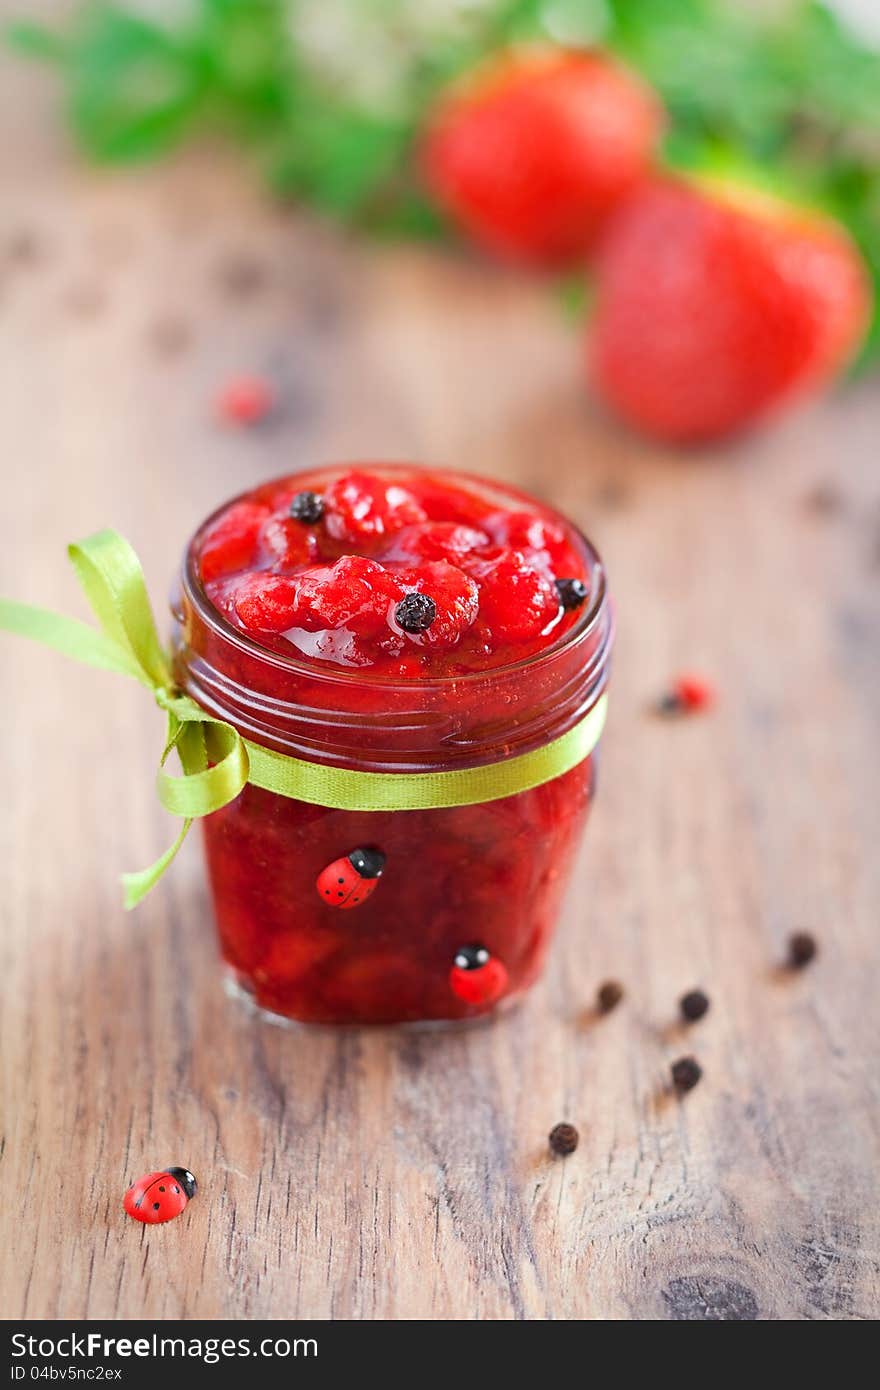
[1,80,878,1322]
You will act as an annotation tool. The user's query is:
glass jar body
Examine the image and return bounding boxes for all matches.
[202,759,595,1025]
[173,467,612,1026]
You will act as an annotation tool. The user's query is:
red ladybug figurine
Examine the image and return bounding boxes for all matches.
[123,1168,197,1225]
[316,847,386,909]
[449,944,509,1006]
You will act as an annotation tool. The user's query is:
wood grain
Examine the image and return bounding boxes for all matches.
[2,38,879,1322]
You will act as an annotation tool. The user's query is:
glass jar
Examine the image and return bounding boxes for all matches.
[171,468,613,1026]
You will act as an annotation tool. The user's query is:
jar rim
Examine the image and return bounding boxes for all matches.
[181,464,611,693]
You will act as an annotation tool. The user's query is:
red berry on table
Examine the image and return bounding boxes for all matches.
[316,848,386,910]
[216,375,275,426]
[123,1168,196,1225]
[591,175,870,443]
[449,944,509,1006]
[672,673,716,713]
[199,501,270,582]
[421,47,662,267]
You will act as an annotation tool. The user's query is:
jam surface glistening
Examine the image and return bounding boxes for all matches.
[197,467,590,675]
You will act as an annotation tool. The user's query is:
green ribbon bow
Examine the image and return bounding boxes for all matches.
[0,530,249,907]
[0,530,608,909]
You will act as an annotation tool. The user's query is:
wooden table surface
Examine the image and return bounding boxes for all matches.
[2,42,879,1322]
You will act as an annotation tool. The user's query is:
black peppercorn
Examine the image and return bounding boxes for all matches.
[555,577,588,611]
[671,1057,702,1093]
[788,932,817,968]
[548,1122,579,1156]
[679,989,710,1022]
[597,979,624,1013]
[395,592,437,633]
[289,490,325,524]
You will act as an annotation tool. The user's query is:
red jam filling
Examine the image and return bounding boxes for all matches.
[197,468,589,676]
[182,467,604,1025]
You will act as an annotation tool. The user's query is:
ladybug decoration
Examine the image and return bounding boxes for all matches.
[123,1168,197,1225]
[316,847,386,909]
[449,944,509,1006]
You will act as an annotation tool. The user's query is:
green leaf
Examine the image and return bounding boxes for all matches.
[554,274,593,322]
[6,20,67,62]
[64,5,206,162]
[274,96,413,217]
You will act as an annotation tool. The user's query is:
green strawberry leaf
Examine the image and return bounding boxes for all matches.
[63,5,205,162]
[6,20,68,61]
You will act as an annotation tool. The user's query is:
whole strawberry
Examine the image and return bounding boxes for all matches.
[591,176,870,444]
[421,47,662,268]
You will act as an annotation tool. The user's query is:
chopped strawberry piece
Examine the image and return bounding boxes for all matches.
[199,501,270,582]
[233,573,300,632]
[465,548,560,640]
[260,513,319,569]
[386,521,490,564]
[484,509,563,553]
[484,510,571,572]
[399,480,491,524]
[294,556,405,638]
[324,470,427,543]
[392,561,479,647]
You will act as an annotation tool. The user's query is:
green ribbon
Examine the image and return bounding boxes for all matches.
[0,531,249,908]
[0,530,607,908]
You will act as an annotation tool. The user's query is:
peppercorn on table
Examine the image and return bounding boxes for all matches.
[1,45,879,1322]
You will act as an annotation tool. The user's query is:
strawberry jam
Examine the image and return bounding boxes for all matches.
[173,466,613,1025]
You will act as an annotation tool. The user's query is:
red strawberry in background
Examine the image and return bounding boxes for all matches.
[590,175,870,444]
[421,47,662,268]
